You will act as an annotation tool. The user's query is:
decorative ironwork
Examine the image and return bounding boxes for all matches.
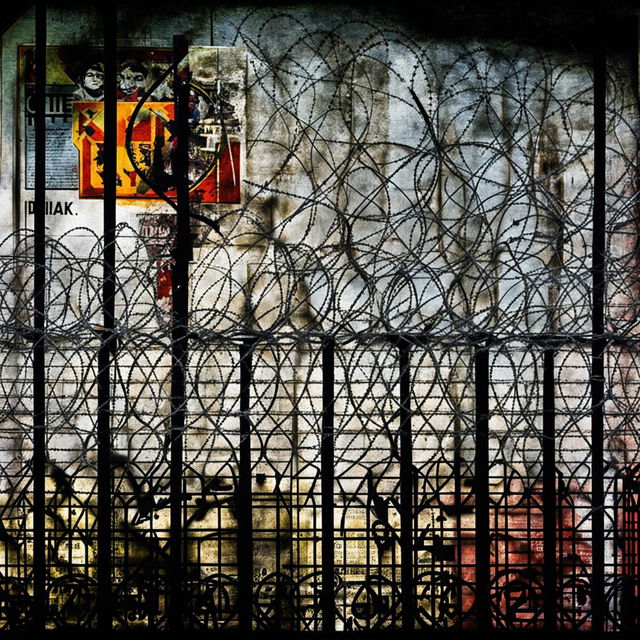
[0,4,638,633]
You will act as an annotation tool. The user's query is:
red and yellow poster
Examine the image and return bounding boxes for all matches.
[72,101,241,201]
[21,45,245,207]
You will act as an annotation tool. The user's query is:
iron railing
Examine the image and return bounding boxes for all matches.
[0,1,638,633]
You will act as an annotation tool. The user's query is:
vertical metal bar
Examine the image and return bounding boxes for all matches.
[453,407,464,629]
[97,4,117,631]
[238,338,254,631]
[592,0,606,632]
[452,349,465,628]
[321,335,335,632]
[474,341,490,631]
[557,475,566,617]
[32,2,46,630]
[543,348,557,631]
[399,338,414,630]
[168,34,190,632]
[620,476,631,629]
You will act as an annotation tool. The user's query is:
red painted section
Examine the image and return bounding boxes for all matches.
[129,112,153,141]
[156,258,173,306]
[455,479,593,630]
[81,138,102,197]
[618,471,640,625]
[197,141,241,203]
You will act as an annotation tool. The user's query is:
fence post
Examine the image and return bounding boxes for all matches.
[474,340,490,631]
[32,2,47,630]
[96,3,117,631]
[399,337,414,630]
[238,337,254,630]
[591,0,606,631]
[168,34,190,632]
[543,347,557,630]
[321,335,335,631]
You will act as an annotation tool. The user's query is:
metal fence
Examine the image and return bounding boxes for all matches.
[0,2,639,633]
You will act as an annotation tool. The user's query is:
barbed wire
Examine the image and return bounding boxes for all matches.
[0,12,638,631]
